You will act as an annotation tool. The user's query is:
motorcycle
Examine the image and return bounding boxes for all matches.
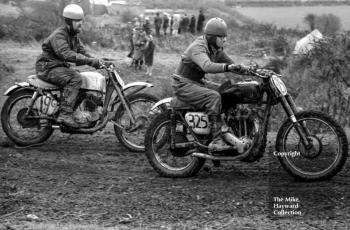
[145,67,348,181]
[1,61,162,152]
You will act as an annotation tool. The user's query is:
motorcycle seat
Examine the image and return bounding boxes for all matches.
[27,75,60,90]
[170,97,197,110]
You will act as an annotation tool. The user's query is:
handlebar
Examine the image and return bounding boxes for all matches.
[234,64,280,79]
[99,59,116,71]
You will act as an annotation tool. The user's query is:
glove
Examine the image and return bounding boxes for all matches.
[103,61,114,67]
[227,64,247,74]
[90,58,102,69]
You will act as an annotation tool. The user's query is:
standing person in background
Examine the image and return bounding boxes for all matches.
[170,14,174,36]
[189,14,196,34]
[154,12,162,37]
[182,13,190,33]
[132,28,147,70]
[144,31,155,77]
[162,13,169,36]
[173,14,181,36]
[197,9,205,33]
[126,21,134,58]
[178,14,183,34]
[143,17,152,35]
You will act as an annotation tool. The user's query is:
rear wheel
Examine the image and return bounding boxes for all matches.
[276,111,348,181]
[1,89,53,146]
[145,112,206,177]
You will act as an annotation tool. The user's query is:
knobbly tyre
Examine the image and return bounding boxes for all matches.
[145,66,348,181]
[1,60,162,152]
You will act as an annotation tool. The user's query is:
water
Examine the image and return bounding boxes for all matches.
[236,5,350,31]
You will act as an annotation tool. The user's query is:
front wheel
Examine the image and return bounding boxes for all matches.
[144,112,206,178]
[114,93,163,152]
[276,111,348,181]
[1,89,53,146]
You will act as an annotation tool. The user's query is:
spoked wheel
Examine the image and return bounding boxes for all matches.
[114,93,163,152]
[145,112,205,178]
[276,111,348,181]
[1,89,53,146]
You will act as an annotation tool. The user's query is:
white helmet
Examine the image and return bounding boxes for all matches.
[63,4,84,20]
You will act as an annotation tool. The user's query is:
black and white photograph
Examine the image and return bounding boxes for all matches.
[0,0,349,229]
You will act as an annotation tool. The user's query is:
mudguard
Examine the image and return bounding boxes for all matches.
[150,97,172,111]
[4,82,31,96]
[122,82,153,91]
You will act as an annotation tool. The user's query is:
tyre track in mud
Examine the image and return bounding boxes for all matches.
[0,126,349,229]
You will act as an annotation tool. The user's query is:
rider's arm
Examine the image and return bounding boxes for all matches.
[217,50,234,64]
[50,32,95,66]
[190,44,227,73]
[77,38,93,58]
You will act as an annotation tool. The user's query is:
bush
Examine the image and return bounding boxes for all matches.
[303,13,341,35]
[121,9,138,23]
[315,14,341,36]
[287,33,350,125]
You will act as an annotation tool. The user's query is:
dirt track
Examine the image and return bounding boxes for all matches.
[0,125,349,229]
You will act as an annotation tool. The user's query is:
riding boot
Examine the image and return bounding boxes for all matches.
[58,88,79,128]
[208,115,232,152]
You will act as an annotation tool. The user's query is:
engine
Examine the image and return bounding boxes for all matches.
[74,91,103,126]
[227,104,261,139]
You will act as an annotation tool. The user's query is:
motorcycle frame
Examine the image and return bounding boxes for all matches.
[8,67,150,134]
[168,76,312,154]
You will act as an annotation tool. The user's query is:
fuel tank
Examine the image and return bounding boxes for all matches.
[80,71,106,92]
[220,80,262,105]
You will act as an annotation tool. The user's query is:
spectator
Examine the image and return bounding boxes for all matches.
[154,12,162,37]
[144,33,155,77]
[197,9,205,33]
[143,17,152,35]
[173,14,181,36]
[170,14,174,35]
[181,13,190,33]
[126,21,134,58]
[162,13,169,36]
[132,28,147,70]
[189,14,196,34]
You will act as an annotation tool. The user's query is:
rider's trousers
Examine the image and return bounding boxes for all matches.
[172,76,221,116]
[38,66,82,108]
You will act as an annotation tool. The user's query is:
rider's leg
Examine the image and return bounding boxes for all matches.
[44,67,82,127]
[172,79,231,151]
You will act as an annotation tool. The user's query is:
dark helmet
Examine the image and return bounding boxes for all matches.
[204,17,227,37]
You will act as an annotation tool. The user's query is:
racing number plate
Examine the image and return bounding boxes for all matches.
[185,112,210,135]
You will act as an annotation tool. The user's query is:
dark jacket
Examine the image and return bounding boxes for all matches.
[197,12,205,32]
[176,36,233,82]
[189,15,196,34]
[35,26,94,77]
[154,16,162,28]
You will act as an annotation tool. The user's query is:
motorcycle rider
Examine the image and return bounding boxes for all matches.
[173,17,248,152]
[35,4,103,127]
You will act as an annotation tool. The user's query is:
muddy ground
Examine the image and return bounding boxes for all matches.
[0,126,349,229]
[0,42,349,229]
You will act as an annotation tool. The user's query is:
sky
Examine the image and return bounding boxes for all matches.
[89,0,109,6]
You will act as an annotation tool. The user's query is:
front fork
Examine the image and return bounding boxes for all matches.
[280,94,312,148]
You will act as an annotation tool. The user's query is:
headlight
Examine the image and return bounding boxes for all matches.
[271,75,287,96]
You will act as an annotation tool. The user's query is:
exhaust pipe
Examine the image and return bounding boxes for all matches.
[222,133,250,154]
[192,152,242,161]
